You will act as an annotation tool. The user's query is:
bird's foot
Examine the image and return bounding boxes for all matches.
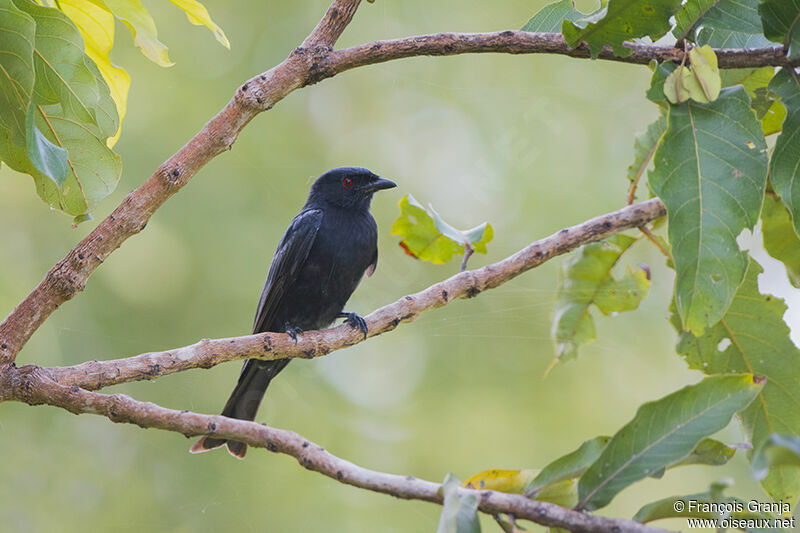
[285,323,304,343]
[338,312,368,340]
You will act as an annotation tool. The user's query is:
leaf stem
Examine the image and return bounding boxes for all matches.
[638,224,673,263]
[460,242,474,272]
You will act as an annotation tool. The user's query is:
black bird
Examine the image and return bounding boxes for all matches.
[191,167,396,458]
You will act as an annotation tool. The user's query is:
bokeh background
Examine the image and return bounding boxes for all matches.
[2,1,798,531]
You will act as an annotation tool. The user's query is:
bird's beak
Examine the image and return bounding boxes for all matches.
[366,177,397,193]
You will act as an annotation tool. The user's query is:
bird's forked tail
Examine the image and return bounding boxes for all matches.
[190,358,290,458]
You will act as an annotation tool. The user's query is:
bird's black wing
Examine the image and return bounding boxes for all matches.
[252,208,323,333]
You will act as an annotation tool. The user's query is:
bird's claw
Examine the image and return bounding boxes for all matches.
[285,324,304,343]
[339,312,368,339]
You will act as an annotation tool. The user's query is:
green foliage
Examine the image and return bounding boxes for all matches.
[551,235,650,365]
[391,194,493,266]
[634,480,778,524]
[525,436,610,495]
[753,434,800,482]
[768,69,800,238]
[626,115,665,194]
[0,0,120,219]
[758,0,800,60]
[561,0,682,58]
[677,0,772,48]
[437,474,480,533]
[648,86,768,336]
[722,66,787,136]
[761,194,800,288]
[576,374,763,511]
[674,259,800,503]
[521,0,582,33]
[0,0,227,218]
[672,0,719,40]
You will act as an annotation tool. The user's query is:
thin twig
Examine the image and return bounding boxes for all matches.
[638,224,673,263]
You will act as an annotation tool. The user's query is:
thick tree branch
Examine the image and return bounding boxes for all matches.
[0,365,668,533]
[38,199,666,391]
[0,0,790,367]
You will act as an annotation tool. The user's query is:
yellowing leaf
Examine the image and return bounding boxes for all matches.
[664,46,722,105]
[462,469,536,493]
[391,194,493,266]
[59,0,130,146]
[101,0,173,67]
[688,45,721,102]
[169,0,229,49]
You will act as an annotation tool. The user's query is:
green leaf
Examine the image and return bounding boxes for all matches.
[101,0,173,67]
[11,0,122,216]
[670,438,738,469]
[551,235,650,364]
[724,66,788,136]
[438,474,481,533]
[168,0,230,49]
[525,436,611,495]
[761,194,800,288]
[521,0,583,32]
[13,0,116,135]
[646,61,676,104]
[674,258,800,503]
[649,86,768,336]
[562,0,682,59]
[753,434,800,481]
[391,194,493,265]
[759,0,800,61]
[463,469,536,493]
[577,374,763,511]
[686,0,772,48]
[673,0,719,40]
[626,115,666,195]
[704,0,765,33]
[768,69,800,239]
[0,0,36,172]
[634,486,777,524]
[25,104,67,186]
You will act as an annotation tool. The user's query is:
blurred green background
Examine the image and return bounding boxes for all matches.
[2,1,797,531]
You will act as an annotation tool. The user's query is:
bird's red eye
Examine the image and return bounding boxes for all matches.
[343,177,353,187]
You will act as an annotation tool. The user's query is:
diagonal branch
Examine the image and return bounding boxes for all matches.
[39,199,666,392]
[0,365,669,533]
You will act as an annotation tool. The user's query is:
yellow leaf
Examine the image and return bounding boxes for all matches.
[168,0,230,49]
[101,0,173,67]
[462,469,537,493]
[59,0,130,146]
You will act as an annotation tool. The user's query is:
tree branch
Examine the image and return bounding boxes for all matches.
[0,0,790,366]
[0,365,669,533]
[316,32,794,82]
[36,198,666,392]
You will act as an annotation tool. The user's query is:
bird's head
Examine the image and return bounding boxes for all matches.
[306,167,397,210]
